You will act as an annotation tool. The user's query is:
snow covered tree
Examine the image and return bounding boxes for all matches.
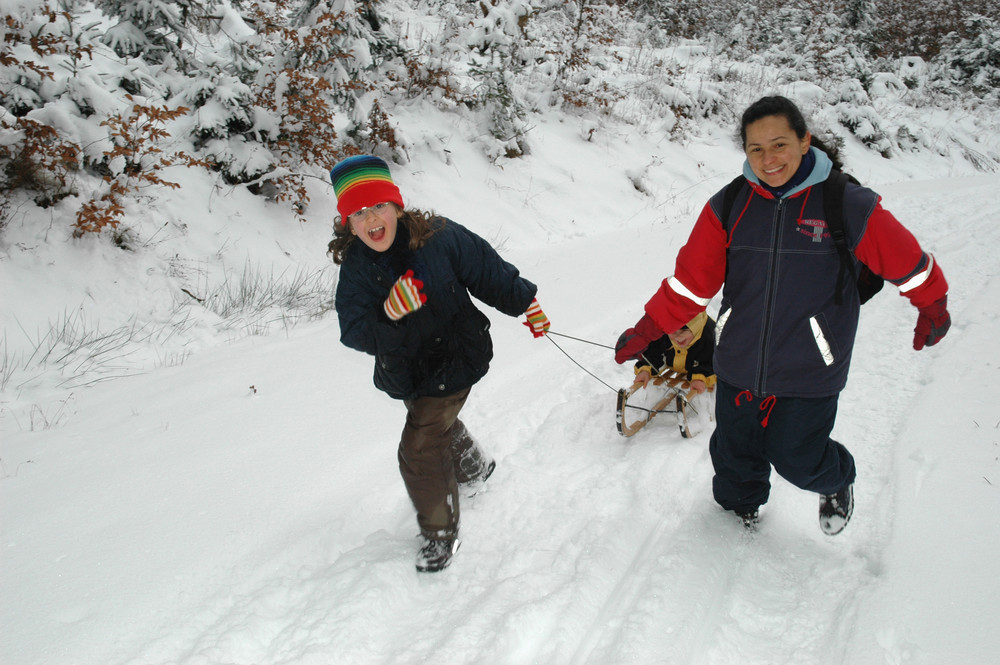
[193,0,406,211]
[938,14,1000,96]
[1,5,85,206]
[831,79,893,157]
[551,1,624,113]
[460,0,535,159]
[96,0,218,68]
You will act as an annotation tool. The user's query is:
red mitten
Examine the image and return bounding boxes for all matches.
[913,295,950,350]
[614,313,662,364]
[522,298,550,338]
[384,270,427,321]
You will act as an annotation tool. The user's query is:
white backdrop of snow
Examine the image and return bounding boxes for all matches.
[2,103,1000,665]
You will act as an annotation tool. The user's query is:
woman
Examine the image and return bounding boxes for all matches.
[614,96,951,535]
[329,155,550,571]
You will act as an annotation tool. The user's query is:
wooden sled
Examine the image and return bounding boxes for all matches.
[616,370,698,438]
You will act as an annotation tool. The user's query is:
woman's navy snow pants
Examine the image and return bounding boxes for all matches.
[709,380,857,514]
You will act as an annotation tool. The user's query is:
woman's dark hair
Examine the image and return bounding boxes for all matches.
[740,95,844,171]
[327,206,443,265]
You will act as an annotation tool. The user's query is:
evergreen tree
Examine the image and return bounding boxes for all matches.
[96,0,218,67]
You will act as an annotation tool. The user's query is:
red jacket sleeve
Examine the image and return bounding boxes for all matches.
[644,201,728,334]
[853,201,948,309]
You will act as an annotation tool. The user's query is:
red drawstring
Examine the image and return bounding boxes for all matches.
[796,186,811,225]
[735,390,777,427]
[760,395,776,427]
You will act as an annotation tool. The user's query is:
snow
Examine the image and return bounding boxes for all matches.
[3,108,1000,665]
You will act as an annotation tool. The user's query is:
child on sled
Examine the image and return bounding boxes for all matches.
[617,312,716,438]
[631,311,716,394]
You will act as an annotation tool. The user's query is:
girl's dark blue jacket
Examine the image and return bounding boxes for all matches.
[336,218,537,400]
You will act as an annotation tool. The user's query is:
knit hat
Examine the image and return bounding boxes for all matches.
[329,155,405,226]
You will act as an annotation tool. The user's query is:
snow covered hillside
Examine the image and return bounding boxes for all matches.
[3,105,1000,664]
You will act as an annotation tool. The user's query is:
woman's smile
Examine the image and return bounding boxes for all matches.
[744,114,811,188]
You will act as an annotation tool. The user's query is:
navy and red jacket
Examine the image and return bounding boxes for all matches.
[642,149,948,398]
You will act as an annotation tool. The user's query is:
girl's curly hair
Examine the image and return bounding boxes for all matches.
[327,205,444,265]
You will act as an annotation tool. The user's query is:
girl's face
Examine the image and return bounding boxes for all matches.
[744,114,811,188]
[347,202,401,252]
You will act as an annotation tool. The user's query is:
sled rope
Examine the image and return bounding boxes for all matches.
[545,333,618,392]
[546,330,616,350]
[544,332,690,414]
[545,330,691,415]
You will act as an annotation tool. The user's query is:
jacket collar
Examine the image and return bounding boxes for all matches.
[742,147,832,200]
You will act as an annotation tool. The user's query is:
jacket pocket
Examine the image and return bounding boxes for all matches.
[374,350,417,400]
[452,308,493,377]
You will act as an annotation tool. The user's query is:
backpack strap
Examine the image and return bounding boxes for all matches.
[719,175,747,232]
[718,175,747,289]
[823,170,854,306]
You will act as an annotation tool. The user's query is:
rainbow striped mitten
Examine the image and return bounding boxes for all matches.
[523,298,550,338]
[384,270,427,321]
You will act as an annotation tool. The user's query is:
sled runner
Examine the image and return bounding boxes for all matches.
[616,369,701,438]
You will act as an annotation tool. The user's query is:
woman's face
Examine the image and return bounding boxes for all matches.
[347,202,401,252]
[744,114,811,188]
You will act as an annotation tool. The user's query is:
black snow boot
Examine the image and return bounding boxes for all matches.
[819,483,854,536]
[460,459,496,498]
[735,508,760,531]
[416,537,460,573]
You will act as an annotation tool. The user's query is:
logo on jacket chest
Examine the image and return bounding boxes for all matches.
[796,218,829,243]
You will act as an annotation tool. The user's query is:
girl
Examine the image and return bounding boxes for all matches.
[328,155,550,572]
[614,96,950,535]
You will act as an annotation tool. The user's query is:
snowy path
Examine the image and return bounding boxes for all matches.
[3,174,1000,664]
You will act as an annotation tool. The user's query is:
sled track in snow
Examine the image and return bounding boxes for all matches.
[567,502,756,664]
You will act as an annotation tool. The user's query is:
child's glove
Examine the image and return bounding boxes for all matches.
[913,295,950,350]
[614,314,661,364]
[384,270,427,321]
[523,298,550,338]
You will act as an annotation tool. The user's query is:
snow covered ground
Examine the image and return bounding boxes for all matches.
[2,108,1000,665]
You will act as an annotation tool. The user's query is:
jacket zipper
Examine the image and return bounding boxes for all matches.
[755,198,784,394]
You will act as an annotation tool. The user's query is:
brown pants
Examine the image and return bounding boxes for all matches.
[399,388,492,540]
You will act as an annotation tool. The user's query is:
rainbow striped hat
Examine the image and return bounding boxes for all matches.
[329,155,405,226]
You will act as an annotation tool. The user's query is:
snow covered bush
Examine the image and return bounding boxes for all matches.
[832,80,893,157]
[0,114,80,207]
[549,1,625,115]
[459,0,537,159]
[2,0,1000,236]
[96,0,207,67]
[938,14,1000,96]
[74,98,206,236]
